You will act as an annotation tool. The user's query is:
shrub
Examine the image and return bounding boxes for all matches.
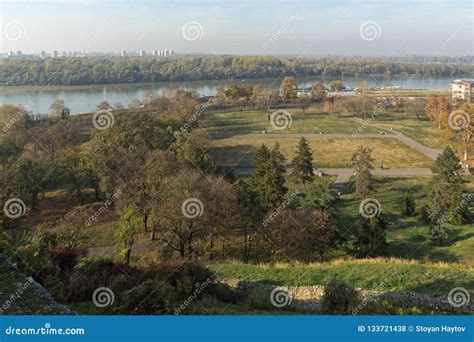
[67,259,138,302]
[116,280,178,315]
[320,278,359,314]
[51,247,87,275]
[247,286,272,310]
[210,282,243,304]
[399,191,416,216]
[175,262,215,299]
[419,205,431,224]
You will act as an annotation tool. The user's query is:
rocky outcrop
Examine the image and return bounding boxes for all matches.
[0,254,73,315]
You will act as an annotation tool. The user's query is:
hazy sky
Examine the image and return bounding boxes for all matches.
[0,0,473,56]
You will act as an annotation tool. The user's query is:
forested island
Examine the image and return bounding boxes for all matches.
[1,55,474,86]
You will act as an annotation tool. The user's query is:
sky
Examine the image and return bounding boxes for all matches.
[0,0,473,56]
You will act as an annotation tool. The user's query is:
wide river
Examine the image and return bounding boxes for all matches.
[0,75,455,115]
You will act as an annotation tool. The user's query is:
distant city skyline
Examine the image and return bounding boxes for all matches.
[0,0,473,57]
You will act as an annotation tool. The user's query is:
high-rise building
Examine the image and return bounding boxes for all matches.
[53,50,59,58]
[40,51,47,58]
[120,50,127,57]
[152,50,158,56]
[140,50,146,57]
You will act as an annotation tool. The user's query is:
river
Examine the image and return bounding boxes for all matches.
[0,75,455,115]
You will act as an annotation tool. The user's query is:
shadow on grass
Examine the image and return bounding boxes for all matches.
[407,278,474,298]
[209,144,257,168]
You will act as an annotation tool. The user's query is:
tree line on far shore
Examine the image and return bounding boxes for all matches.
[1,55,473,86]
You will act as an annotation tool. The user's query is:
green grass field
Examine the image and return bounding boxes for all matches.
[209,258,474,298]
[209,135,433,168]
[336,176,474,264]
[201,108,381,135]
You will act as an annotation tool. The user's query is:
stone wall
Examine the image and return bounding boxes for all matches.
[223,279,473,314]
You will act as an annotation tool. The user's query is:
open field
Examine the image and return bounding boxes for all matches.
[209,135,434,168]
[201,109,381,135]
[209,258,474,298]
[201,107,445,149]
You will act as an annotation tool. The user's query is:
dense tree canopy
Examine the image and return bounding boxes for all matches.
[1,56,472,86]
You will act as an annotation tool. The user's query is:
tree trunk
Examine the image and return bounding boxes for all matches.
[150,221,157,241]
[76,187,84,205]
[142,213,148,233]
[125,248,131,265]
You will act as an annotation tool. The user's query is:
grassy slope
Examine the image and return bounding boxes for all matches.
[335,176,474,264]
[209,259,474,298]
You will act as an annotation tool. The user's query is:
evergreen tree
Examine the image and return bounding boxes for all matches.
[431,146,463,184]
[399,190,416,216]
[292,136,314,187]
[427,182,450,246]
[351,146,374,198]
[354,214,387,257]
[248,143,287,210]
[294,182,338,214]
[426,146,467,245]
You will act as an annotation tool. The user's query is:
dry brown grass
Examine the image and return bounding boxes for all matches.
[210,136,433,168]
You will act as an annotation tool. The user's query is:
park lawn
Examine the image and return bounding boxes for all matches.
[209,136,433,168]
[201,106,447,150]
[208,258,474,298]
[362,110,447,149]
[336,176,474,265]
[201,107,381,135]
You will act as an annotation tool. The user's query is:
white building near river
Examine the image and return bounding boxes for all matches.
[451,79,473,102]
